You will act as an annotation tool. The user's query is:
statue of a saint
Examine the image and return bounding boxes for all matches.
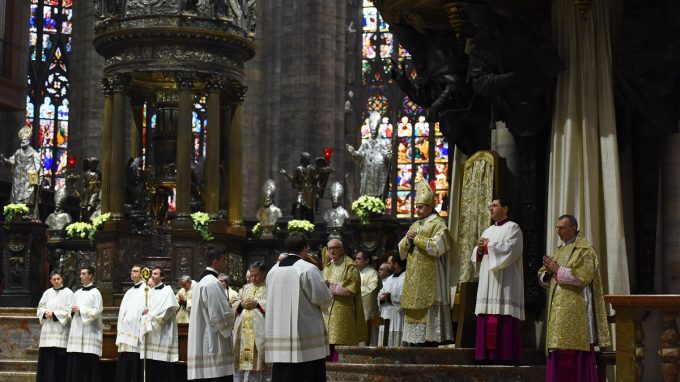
[80,157,101,221]
[323,182,349,240]
[0,126,42,207]
[45,187,72,231]
[256,179,282,239]
[346,111,392,197]
[280,152,334,221]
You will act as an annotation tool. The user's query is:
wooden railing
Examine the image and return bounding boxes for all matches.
[606,295,680,382]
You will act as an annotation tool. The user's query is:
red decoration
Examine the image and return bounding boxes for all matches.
[322,147,333,162]
[429,180,436,191]
[67,156,77,169]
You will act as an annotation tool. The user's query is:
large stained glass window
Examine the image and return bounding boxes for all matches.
[359,1,449,218]
[26,0,73,190]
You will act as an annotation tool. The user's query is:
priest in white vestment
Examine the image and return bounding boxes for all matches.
[472,198,525,363]
[265,233,333,382]
[378,255,405,347]
[36,271,74,382]
[176,275,196,324]
[233,261,270,382]
[65,267,103,382]
[115,265,146,382]
[356,251,380,345]
[188,248,235,382]
[141,266,179,381]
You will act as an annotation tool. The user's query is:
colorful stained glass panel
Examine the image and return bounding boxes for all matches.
[380,33,393,58]
[434,137,448,162]
[363,7,378,31]
[396,191,413,217]
[397,137,411,163]
[414,116,430,136]
[415,164,429,183]
[362,33,376,59]
[413,137,429,163]
[397,164,412,190]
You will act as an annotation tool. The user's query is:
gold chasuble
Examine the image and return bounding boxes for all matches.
[233,283,267,371]
[541,237,610,352]
[399,214,451,323]
[323,255,367,345]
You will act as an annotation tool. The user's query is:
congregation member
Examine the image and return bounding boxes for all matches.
[378,255,406,347]
[219,273,239,304]
[233,261,270,382]
[115,265,146,382]
[141,266,179,381]
[36,271,74,382]
[323,238,366,359]
[398,181,453,345]
[188,248,235,382]
[472,197,524,363]
[176,275,196,324]
[65,266,104,382]
[540,215,610,381]
[378,261,391,282]
[265,233,333,382]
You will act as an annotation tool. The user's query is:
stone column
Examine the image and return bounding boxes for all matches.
[204,75,223,218]
[109,74,130,219]
[174,72,194,227]
[100,78,113,213]
[226,86,246,235]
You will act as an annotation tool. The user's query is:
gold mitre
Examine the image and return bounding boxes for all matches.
[18,125,32,140]
[414,181,435,205]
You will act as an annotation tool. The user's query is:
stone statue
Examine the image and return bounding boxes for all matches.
[80,157,101,222]
[346,111,392,197]
[323,182,349,240]
[0,126,42,207]
[280,152,334,221]
[45,186,72,231]
[256,179,282,239]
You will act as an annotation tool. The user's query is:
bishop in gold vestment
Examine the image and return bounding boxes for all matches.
[398,181,453,345]
[540,215,610,382]
[323,239,366,353]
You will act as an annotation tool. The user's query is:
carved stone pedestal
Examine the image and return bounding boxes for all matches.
[0,222,47,306]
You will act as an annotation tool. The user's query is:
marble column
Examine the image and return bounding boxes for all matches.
[204,75,223,218]
[100,78,113,213]
[174,72,194,226]
[108,74,129,219]
[226,86,246,235]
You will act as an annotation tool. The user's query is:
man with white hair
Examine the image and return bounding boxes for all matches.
[176,275,196,324]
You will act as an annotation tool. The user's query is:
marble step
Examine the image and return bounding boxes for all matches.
[0,360,37,372]
[335,346,545,366]
[327,363,545,382]
[0,371,36,382]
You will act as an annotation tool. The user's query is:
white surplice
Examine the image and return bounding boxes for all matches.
[377,272,404,347]
[472,221,525,320]
[265,255,332,363]
[37,286,74,348]
[116,282,146,353]
[187,269,235,380]
[140,283,179,362]
[67,284,103,356]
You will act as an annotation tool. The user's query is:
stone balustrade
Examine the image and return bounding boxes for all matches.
[606,295,680,382]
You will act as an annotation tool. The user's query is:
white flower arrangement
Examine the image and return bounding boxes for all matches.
[252,222,262,236]
[3,203,29,223]
[351,195,386,225]
[191,211,214,241]
[287,219,315,234]
[91,212,111,232]
[65,222,94,240]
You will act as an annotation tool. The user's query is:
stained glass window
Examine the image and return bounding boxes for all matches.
[357,1,450,218]
[26,0,73,190]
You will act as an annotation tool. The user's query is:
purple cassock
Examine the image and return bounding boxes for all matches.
[474,314,523,363]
